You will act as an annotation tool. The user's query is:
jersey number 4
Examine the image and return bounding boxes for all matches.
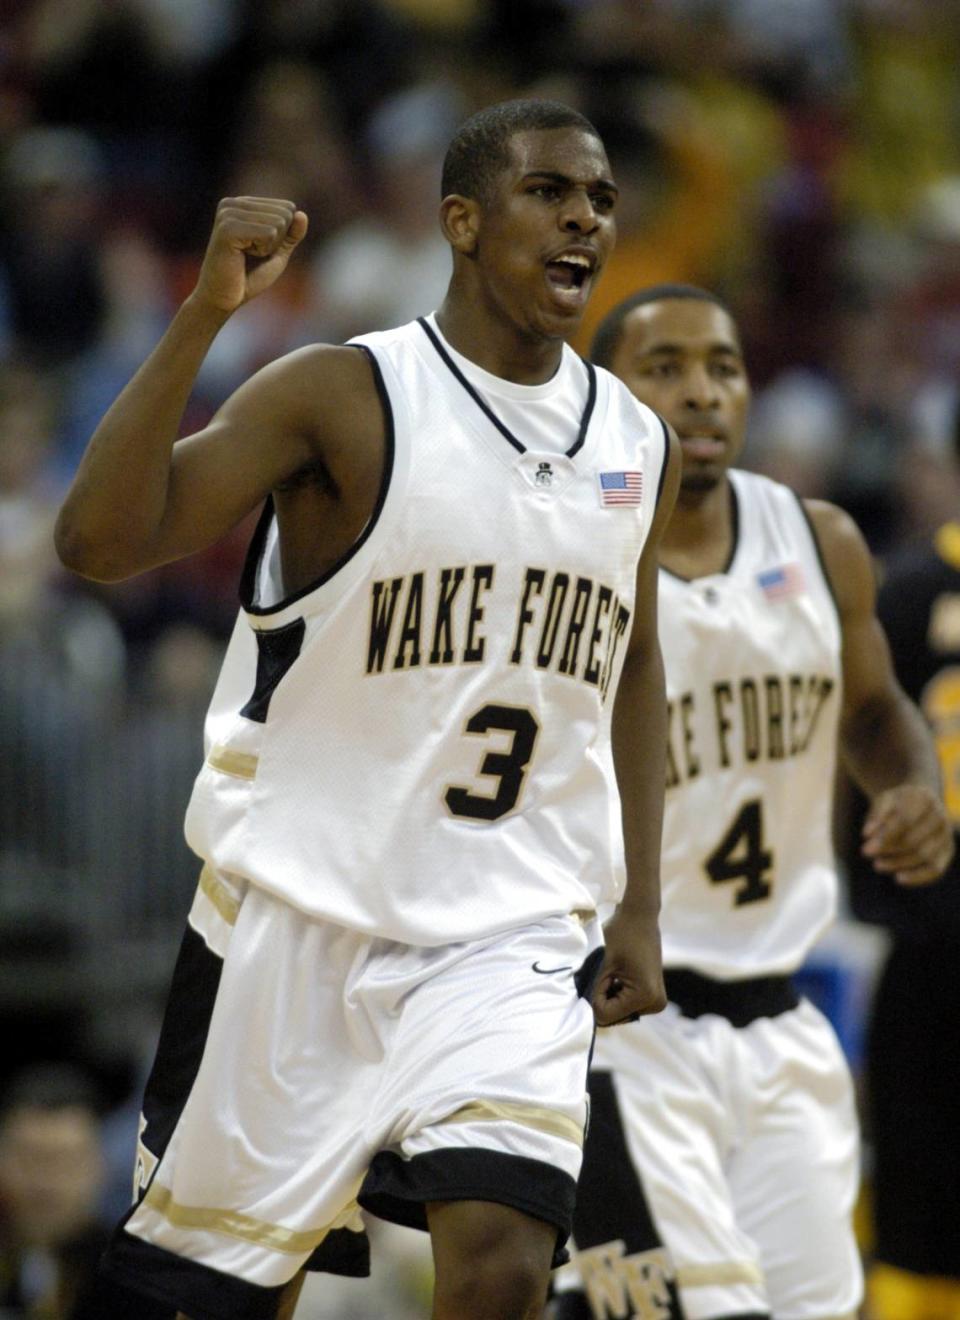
[704,799,774,905]
[445,704,539,822]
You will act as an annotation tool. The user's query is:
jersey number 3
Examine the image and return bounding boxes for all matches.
[445,704,539,822]
[704,799,773,905]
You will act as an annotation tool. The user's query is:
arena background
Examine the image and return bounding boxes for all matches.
[0,2,957,1315]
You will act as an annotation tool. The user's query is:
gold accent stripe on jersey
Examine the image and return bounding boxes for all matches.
[207,744,259,780]
[440,1100,584,1148]
[675,1260,765,1289]
[198,864,241,926]
[143,1181,328,1255]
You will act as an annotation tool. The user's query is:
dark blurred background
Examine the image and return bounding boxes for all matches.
[0,1,958,1315]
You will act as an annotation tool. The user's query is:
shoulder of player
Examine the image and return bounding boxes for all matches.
[224,343,385,461]
[594,364,671,445]
[245,342,378,410]
[801,497,876,615]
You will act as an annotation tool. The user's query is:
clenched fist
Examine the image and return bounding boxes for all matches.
[192,197,309,314]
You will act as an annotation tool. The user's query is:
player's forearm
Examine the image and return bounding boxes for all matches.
[54,294,230,581]
[611,639,667,917]
[841,689,941,800]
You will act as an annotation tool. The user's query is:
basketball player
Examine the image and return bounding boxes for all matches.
[841,391,960,1320]
[550,285,953,1320]
[53,101,679,1320]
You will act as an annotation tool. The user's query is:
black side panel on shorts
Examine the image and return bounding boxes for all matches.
[99,1234,286,1320]
[139,921,223,1167]
[568,1069,685,1319]
[67,1267,178,1320]
[304,1225,371,1276]
[359,1147,577,1268]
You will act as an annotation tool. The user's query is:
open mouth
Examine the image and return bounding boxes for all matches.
[545,251,594,300]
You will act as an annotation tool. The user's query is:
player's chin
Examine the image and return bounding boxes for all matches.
[680,469,725,495]
[538,284,592,334]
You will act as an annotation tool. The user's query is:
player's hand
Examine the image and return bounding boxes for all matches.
[861,783,955,885]
[192,197,309,314]
[591,905,666,1027]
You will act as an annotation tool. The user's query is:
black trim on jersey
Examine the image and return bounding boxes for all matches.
[567,358,596,459]
[359,1147,577,1268]
[665,968,799,1026]
[98,1233,287,1320]
[793,490,842,620]
[653,413,671,510]
[660,481,740,584]
[417,316,598,460]
[240,617,306,723]
[568,1070,684,1318]
[239,345,396,616]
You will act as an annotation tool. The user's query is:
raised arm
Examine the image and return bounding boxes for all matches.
[592,424,681,1027]
[807,499,954,886]
[54,198,376,582]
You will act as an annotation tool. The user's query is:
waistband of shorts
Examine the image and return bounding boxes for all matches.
[664,967,800,1027]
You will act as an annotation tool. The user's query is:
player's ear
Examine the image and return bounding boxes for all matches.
[440,194,480,256]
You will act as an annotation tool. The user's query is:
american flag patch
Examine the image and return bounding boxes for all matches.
[757,562,806,600]
[598,470,643,507]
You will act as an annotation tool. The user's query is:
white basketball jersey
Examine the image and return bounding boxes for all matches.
[658,469,842,977]
[184,317,667,945]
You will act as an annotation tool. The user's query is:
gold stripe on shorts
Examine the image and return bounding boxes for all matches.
[198,863,241,927]
[676,1260,765,1289]
[207,744,259,780]
[440,1100,584,1148]
[144,1181,330,1255]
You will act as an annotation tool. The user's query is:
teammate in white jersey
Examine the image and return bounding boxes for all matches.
[550,285,953,1320]
[54,101,679,1320]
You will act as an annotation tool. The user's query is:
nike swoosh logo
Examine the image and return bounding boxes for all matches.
[532,961,574,975]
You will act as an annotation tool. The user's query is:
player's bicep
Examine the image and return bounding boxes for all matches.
[626,422,680,661]
[805,499,901,739]
[154,353,331,565]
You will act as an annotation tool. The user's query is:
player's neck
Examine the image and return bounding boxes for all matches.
[659,478,735,579]
[434,298,565,386]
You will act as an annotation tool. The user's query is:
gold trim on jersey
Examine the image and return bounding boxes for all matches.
[675,1260,765,1289]
[440,1100,584,1147]
[198,864,241,926]
[143,1182,363,1255]
[207,744,259,779]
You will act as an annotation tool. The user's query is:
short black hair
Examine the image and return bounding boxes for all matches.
[591,283,734,370]
[441,98,601,203]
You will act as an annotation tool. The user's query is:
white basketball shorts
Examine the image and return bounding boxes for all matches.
[557,992,863,1320]
[100,867,600,1320]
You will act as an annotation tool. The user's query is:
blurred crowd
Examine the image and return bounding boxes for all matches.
[2,0,960,677]
[1,0,959,1315]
